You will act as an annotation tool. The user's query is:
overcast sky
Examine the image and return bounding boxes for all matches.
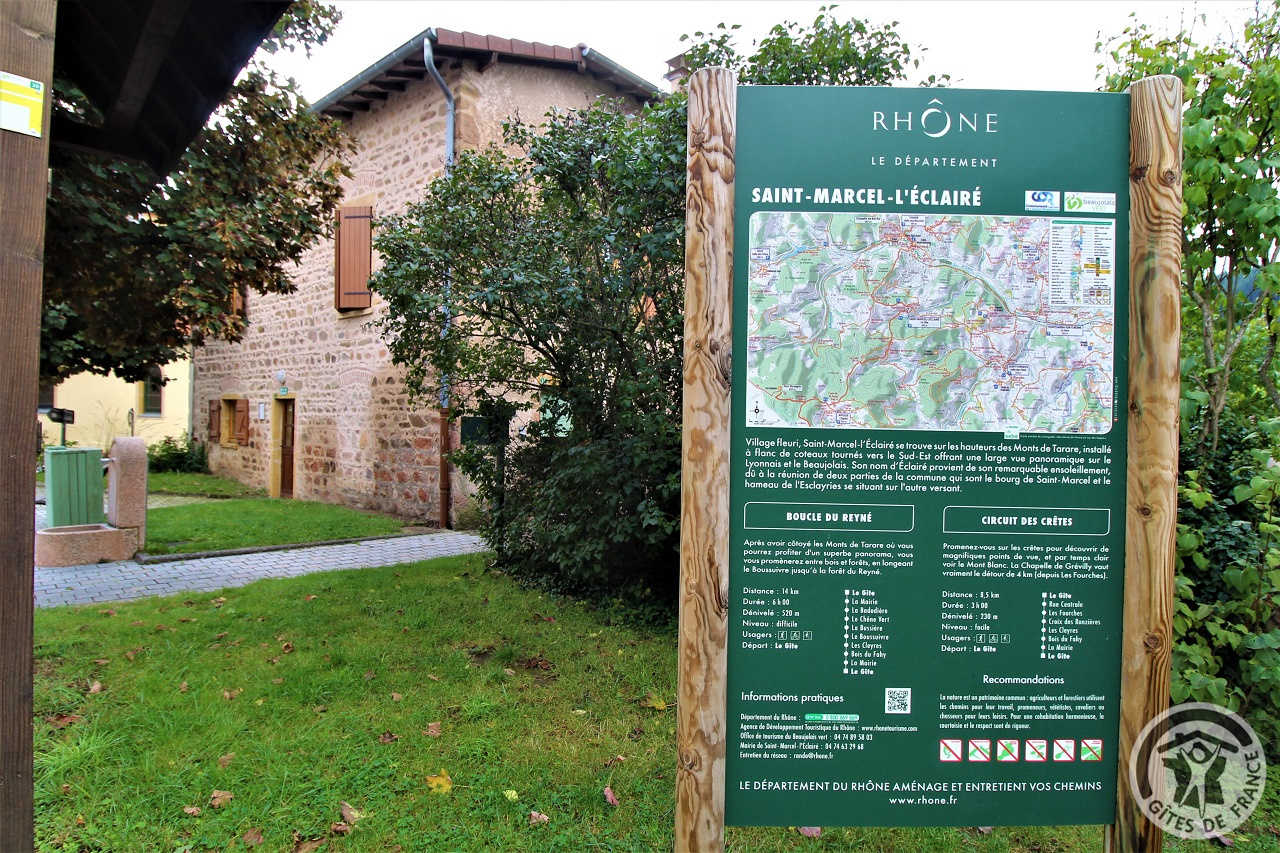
[266,1,1255,101]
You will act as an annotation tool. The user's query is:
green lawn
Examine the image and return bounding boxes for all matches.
[144,498,406,554]
[33,556,1280,851]
[148,472,264,499]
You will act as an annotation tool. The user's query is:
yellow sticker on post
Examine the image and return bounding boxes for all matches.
[1,70,45,138]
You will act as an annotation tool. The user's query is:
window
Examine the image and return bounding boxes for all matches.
[334,205,373,311]
[230,283,248,323]
[140,365,163,415]
[37,380,55,412]
[209,398,250,447]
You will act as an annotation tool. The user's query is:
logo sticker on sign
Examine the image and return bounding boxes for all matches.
[1025,190,1060,211]
[1064,191,1117,213]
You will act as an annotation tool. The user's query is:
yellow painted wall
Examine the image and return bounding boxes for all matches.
[41,356,192,449]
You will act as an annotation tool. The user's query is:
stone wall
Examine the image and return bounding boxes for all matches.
[192,56,630,523]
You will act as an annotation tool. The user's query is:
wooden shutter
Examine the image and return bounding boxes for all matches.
[334,205,373,310]
[209,400,221,442]
[235,398,250,445]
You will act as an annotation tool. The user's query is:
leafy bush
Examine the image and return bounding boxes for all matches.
[146,433,208,474]
[1174,412,1280,756]
[371,11,936,607]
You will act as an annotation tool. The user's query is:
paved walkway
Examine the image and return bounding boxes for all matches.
[36,531,487,608]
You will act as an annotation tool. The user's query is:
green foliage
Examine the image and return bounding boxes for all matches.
[372,12,933,604]
[1102,2,1280,756]
[1173,414,1280,755]
[42,2,354,382]
[146,434,208,474]
[681,5,948,87]
[1100,4,1280,452]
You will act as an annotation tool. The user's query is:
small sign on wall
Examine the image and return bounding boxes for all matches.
[1,70,45,137]
[258,402,267,421]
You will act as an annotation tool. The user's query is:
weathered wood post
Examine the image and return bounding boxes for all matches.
[1107,74,1183,853]
[677,67,735,853]
[0,1,55,848]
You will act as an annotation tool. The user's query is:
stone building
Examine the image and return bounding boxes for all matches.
[191,29,658,524]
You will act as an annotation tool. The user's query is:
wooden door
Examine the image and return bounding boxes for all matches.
[280,400,295,498]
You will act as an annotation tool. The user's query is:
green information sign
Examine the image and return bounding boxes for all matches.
[726,86,1130,827]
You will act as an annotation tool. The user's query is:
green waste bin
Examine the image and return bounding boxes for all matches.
[44,447,105,527]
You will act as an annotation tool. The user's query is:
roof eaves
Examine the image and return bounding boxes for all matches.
[309,28,663,118]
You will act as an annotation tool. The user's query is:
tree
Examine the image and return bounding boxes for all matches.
[1100,5,1280,754]
[1099,4,1280,452]
[370,9,941,604]
[41,2,354,382]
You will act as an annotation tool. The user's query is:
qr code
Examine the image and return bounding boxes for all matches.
[885,688,911,714]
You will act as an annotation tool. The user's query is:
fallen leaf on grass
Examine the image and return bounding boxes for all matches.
[267,657,280,665]
[92,658,109,666]
[182,805,201,817]
[291,832,326,853]
[178,681,188,693]
[154,624,173,632]
[330,821,350,835]
[640,692,668,711]
[427,674,440,682]
[280,641,295,654]
[242,827,264,846]
[75,815,85,826]
[604,755,626,767]
[572,709,586,716]
[87,681,102,694]
[503,668,516,676]
[628,725,644,741]
[98,609,115,617]
[209,789,233,808]
[423,722,442,737]
[503,790,519,801]
[215,632,227,640]
[798,826,822,838]
[130,620,145,626]
[124,646,144,661]
[604,786,619,807]
[975,826,994,835]
[363,670,375,680]
[426,768,452,794]
[211,597,226,608]
[271,678,284,685]
[178,617,194,623]
[218,753,235,768]
[60,784,71,795]
[378,731,399,744]
[222,688,243,701]
[391,692,402,702]
[47,714,81,729]
[339,801,362,824]
[528,811,549,826]
[254,698,265,706]
[304,594,317,601]
[313,705,327,714]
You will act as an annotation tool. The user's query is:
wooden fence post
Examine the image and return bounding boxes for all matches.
[677,67,736,853]
[1108,74,1183,853]
[0,1,56,849]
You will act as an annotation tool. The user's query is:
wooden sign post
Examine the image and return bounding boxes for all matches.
[677,69,1181,853]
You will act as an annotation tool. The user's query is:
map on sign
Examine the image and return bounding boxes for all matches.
[745,212,1115,434]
